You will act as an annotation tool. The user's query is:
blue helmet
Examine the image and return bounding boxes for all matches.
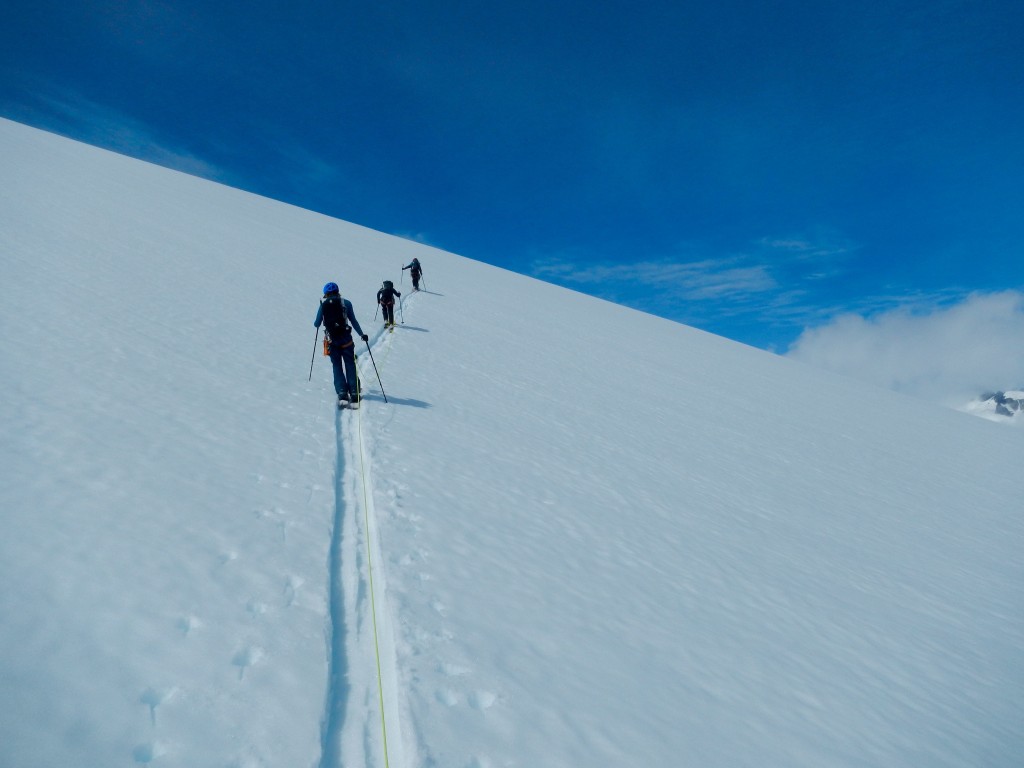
[323,282,339,295]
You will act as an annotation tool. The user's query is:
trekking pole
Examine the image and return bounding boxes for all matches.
[399,295,405,324]
[364,338,388,403]
[308,326,320,381]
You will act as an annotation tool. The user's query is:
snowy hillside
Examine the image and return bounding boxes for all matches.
[2,117,1023,768]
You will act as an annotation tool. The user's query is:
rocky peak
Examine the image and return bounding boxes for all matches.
[963,390,1024,424]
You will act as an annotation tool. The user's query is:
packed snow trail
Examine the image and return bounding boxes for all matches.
[321,316,410,768]
[318,407,350,768]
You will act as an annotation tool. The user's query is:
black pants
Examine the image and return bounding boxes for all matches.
[382,302,395,324]
[328,340,359,400]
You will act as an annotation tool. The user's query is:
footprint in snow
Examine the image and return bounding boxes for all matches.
[232,646,265,680]
[132,741,167,764]
[468,691,497,711]
[140,686,177,726]
[253,506,284,520]
[284,575,304,606]
[176,615,201,636]
[218,551,238,567]
[438,661,470,677]
[435,688,459,706]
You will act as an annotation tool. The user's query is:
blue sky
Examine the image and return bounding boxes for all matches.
[2,0,1023,370]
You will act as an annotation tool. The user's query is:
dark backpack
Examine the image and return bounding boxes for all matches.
[379,282,398,305]
[321,294,351,341]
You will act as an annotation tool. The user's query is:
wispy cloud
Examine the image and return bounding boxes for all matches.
[266,140,340,188]
[530,232,856,342]
[4,85,362,233]
[4,88,226,182]
[786,290,1024,405]
[754,233,857,282]
[533,257,777,301]
[758,236,852,261]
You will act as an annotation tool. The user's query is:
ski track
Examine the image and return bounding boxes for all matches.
[357,290,507,768]
[320,303,409,768]
[318,407,350,768]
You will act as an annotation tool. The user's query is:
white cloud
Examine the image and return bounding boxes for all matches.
[786,291,1024,405]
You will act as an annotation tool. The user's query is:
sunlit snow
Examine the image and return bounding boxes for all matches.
[2,118,1022,768]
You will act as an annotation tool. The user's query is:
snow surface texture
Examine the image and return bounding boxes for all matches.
[2,117,1023,767]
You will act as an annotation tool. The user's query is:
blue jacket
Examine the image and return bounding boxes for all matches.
[314,296,365,338]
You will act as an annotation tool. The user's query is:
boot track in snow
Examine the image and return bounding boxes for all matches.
[319,323,405,768]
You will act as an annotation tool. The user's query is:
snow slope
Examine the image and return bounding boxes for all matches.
[2,118,1022,768]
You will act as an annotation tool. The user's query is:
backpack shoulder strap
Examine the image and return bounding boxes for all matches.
[321,293,350,335]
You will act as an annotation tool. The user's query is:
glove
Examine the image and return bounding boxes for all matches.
[361,334,369,342]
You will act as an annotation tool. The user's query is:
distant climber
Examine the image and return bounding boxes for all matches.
[314,282,368,408]
[377,280,402,329]
[402,258,423,291]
